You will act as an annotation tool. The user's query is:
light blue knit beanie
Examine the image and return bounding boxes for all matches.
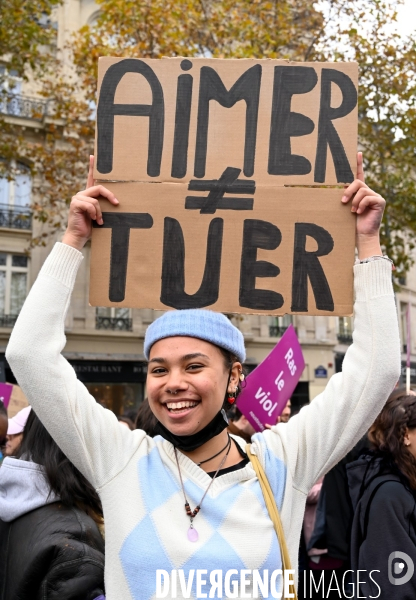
[144,309,246,363]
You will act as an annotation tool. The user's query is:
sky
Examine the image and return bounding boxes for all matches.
[396,0,416,36]
[318,0,416,41]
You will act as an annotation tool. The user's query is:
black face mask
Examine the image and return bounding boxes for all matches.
[154,409,229,452]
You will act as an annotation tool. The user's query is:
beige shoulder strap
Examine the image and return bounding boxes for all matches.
[246,443,298,600]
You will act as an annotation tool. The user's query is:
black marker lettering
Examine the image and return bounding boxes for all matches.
[171,72,193,178]
[268,66,317,176]
[291,223,334,312]
[314,68,357,183]
[239,219,283,310]
[180,59,193,71]
[96,59,164,176]
[93,213,153,302]
[160,217,223,308]
[185,167,255,213]
[195,64,262,178]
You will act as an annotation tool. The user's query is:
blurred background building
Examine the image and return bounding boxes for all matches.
[0,0,413,417]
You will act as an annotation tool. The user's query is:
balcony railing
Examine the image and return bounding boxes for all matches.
[95,316,133,331]
[0,203,32,230]
[337,333,353,344]
[0,94,47,121]
[0,314,18,328]
[269,325,291,337]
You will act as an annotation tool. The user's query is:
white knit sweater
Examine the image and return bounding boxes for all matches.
[6,243,400,600]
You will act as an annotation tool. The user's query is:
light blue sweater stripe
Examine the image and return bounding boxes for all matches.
[120,440,287,599]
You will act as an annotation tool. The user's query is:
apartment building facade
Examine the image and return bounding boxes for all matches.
[0,0,411,417]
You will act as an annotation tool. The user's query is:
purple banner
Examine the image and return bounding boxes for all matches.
[236,325,305,432]
[0,382,13,410]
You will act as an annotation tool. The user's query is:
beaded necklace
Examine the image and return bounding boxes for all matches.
[174,434,231,542]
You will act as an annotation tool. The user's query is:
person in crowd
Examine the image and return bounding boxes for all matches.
[3,405,31,457]
[0,402,8,464]
[303,478,324,561]
[124,408,139,423]
[0,408,105,600]
[347,389,416,599]
[227,406,256,443]
[5,153,401,599]
[278,399,292,423]
[299,436,369,599]
[134,397,158,436]
[117,415,135,430]
[264,399,292,429]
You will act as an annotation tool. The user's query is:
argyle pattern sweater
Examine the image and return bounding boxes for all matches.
[6,243,400,600]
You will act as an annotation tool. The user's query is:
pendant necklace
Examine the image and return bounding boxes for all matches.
[174,434,232,542]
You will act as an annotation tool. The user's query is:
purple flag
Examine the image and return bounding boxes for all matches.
[407,302,411,369]
[0,382,13,409]
[236,325,305,432]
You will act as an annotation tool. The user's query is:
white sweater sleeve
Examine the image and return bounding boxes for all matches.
[259,259,401,494]
[6,243,147,489]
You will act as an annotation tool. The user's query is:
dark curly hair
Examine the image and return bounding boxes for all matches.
[368,388,416,490]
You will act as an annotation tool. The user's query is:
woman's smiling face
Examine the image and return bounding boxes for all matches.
[147,336,240,436]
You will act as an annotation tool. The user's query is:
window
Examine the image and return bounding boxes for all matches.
[337,317,353,344]
[269,315,293,337]
[0,66,46,120]
[0,66,22,116]
[0,161,32,230]
[87,10,101,26]
[0,253,28,326]
[95,307,132,331]
[0,66,22,95]
[0,161,31,208]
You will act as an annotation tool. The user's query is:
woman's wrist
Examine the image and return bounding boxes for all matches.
[62,231,87,251]
[356,234,382,260]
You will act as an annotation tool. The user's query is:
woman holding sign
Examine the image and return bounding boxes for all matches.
[6,153,400,600]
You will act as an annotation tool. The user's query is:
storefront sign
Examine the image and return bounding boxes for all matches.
[236,325,305,431]
[90,58,357,316]
[70,360,147,383]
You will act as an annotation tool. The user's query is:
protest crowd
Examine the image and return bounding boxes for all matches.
[2,2,416,599]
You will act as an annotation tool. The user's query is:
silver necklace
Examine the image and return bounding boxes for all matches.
[174,434,231,542]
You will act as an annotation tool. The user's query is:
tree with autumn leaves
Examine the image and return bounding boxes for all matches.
[325,0,416,277]
[1,0,416,279]
[0,0,61,190]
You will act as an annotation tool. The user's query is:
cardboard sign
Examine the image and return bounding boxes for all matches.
[236,325,305,432]
[0,382,13,410]
[91,58,358,315]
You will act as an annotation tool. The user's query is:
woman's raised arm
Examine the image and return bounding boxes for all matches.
[6,158,147,489]
[258,153,401,493]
